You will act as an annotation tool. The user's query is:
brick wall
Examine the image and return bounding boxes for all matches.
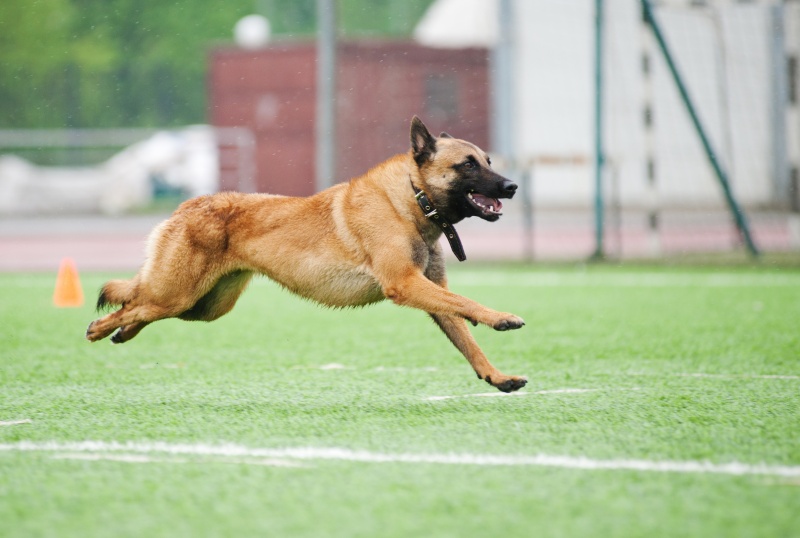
[209,41,489,196]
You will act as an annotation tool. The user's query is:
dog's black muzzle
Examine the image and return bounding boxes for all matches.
[499,178,518,198]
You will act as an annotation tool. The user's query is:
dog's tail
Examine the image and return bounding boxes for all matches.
[96,279,137,311]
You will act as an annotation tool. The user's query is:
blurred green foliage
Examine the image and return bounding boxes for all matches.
[0,0,433,128]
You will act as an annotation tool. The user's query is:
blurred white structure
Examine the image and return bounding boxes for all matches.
[0,125,218,215]
[234,15,271,49]
[414,0,498,48]
[415,0,799,210]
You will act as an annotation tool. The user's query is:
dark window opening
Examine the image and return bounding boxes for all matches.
[425,75,458,122]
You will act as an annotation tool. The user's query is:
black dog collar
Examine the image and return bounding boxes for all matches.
[411,181,466,262]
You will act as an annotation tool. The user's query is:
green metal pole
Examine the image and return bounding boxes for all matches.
[641,0,759,257]
[591,0,605,260]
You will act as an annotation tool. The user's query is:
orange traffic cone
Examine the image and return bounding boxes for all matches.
[53,257,84,308]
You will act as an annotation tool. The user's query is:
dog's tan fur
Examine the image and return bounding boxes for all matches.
[87,117,527,392]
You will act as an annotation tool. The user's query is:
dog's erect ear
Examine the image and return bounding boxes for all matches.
[410,116,437,166]
[439,132,453,139]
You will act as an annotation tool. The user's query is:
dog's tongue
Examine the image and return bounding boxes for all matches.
[472,193,502,212]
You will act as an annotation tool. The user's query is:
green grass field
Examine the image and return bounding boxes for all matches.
[1,265,799,537]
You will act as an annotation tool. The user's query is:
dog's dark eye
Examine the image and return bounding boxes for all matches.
[463,161,475,169]
[486,157,492,166]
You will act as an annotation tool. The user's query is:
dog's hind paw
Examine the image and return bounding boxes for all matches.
[85,321,99,342]
[85,320,114,342]
[110,328,125,345]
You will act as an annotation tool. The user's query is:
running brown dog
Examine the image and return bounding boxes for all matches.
[86,117,528,392]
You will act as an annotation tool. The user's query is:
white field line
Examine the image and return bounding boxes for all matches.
[2,440,799,478]
[289,363,350,371]
[50,452,305,467]
[374,366,439,372]
[424,387,620,401]
[52,453,181,464]
[0,419,32,427]
[426,375,798,403]
[627,373,800,381]
[291,363,432,371]
[448,272,800,288]
[675,373,800,380]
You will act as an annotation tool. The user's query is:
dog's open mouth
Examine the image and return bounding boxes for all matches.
[467,192,503,217]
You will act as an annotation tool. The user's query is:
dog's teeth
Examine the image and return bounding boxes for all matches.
[467,192,502,214]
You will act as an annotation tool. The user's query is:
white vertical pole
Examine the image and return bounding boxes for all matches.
[592,0,605,260]
[316,0,337,193]
[641,3,660,258]
[770,5,789,207]
[492,0,528,258]
[491,0,515,161]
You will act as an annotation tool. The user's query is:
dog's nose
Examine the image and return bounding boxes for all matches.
[502,180,518,195]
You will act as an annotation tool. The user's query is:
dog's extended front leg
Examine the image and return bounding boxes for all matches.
[382,270,525,331]
[431,314,528,393]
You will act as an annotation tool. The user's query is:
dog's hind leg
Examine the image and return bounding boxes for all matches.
[90,270,253,343]
[178,270,253,321]
[86,271,237,342]
[87,205,249,342]
[86,303,175,342]
[110,322,150,344]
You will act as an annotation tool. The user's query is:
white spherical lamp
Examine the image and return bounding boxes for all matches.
[234,15,271,49]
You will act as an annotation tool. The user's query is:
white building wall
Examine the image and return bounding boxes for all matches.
[513,0,594,206]
[415,0,780,209]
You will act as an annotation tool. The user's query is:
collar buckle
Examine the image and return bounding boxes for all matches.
[410,179,467,262]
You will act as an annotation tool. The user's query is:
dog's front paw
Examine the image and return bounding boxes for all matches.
[493,314,525,331]
[485,374,528,393]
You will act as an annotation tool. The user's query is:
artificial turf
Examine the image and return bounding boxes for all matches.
[1,265,798,537]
